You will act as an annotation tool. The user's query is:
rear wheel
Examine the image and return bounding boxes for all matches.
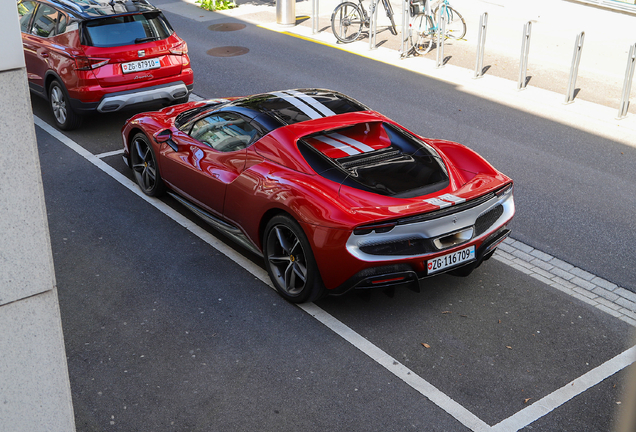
[331,2,364,43]
[48,80,82,131]
[434,5,466,40]
[130,132,166,197]
[264,215,325,303]
[410,14,435,54]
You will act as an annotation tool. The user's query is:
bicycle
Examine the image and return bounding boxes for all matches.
[408,0,466,55]
[331,0,398,44]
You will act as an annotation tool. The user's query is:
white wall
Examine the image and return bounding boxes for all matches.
[0,2,76,431]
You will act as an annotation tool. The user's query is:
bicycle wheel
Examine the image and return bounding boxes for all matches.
[434,5,466,40]
[410,14,434,55]
[331,2,364,43]
[382,0,398,36]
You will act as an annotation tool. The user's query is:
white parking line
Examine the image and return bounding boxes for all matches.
[35,115,636,431]
[491,345,636,431]
[95,149,124,159]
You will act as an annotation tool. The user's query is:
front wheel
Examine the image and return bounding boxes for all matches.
[434,5,466,40]
[382,0,398,35]
[410,14,435,55]
[331,2,364,43]
[130,132,166,197]
[48,80,82,130]
[263,215,325,303]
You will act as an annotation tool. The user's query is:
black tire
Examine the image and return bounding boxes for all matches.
[331,2,364,43]
[48,80,82,131]
[172,95,190,105]
[263,215,326,303]
[382,0,397,35]
[130,132,166,197]
[410,14,435,55]
[434,5,466,40]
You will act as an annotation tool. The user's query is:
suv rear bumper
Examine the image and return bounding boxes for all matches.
[70,81,193,113]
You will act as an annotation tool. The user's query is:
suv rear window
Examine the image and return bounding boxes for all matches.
[83,12,172,47]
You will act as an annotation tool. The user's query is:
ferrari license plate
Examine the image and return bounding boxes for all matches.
[121,58,161,74]
[427,246,475,274]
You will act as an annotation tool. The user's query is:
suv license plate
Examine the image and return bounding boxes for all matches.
[122,58,161,74]
[427,246,475,274]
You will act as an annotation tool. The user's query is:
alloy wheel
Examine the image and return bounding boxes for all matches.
[50,85,67,126]
[266,224,308,296]
[132,136,158,194]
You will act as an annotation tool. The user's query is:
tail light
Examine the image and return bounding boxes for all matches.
[74,57,109,71]
[495,183,513,197]
[354,221,397,236]
[170,41,188,56]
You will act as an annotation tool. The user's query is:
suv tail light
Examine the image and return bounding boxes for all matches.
[74,57,109,71]
[169,41,188,56]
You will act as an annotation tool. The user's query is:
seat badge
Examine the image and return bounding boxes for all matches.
[138,50,146,58]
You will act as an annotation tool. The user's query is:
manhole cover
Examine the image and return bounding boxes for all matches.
[208,23,246,32]
[207,46,250,57]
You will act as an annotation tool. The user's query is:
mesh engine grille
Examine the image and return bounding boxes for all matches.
[474,205,504,236]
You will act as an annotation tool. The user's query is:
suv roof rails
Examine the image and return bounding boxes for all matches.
[52,0,84,13]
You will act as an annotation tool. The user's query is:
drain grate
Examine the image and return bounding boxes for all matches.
[208,23,246,32]
[206,46,250,57]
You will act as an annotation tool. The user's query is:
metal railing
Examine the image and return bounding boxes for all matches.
[474,12,487,79]
[305,0,635,119]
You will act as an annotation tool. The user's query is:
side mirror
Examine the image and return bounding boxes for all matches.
[154,129,178,152]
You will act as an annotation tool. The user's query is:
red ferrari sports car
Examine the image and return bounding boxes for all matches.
[122,89,515,303]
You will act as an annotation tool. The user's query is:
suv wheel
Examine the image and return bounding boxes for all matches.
[49,80,82,131]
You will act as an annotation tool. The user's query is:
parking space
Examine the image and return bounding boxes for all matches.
[33,89,635,429]
[26,1,636,428]
[317,262,632,426]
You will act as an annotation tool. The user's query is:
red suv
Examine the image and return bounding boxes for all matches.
[17,0,193,130]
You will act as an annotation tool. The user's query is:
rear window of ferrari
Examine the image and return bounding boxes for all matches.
[83,12,172,47]
[298,122,449,198]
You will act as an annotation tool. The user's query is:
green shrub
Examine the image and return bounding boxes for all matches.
[196,0,237,11]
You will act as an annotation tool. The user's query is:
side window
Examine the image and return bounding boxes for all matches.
[190,113,260,153]
[31,4,61,38]
[18,0,38,33]
[57,13,67,35]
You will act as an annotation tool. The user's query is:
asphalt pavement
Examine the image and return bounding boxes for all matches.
[35,113,634,431]
[28,0,636,430]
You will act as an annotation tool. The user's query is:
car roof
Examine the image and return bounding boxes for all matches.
[229,89,371,128]
[31,0,159,20]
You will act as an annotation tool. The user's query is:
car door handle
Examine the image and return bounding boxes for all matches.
[40,52,49,58]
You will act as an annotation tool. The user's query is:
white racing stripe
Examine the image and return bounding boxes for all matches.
[284,89,336,117]
[326,132,375,153]
[35,114,636,432]
[438,193,466,204]
[313,135,361,156]
[424,197,453,208]
[272,91,322,120]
